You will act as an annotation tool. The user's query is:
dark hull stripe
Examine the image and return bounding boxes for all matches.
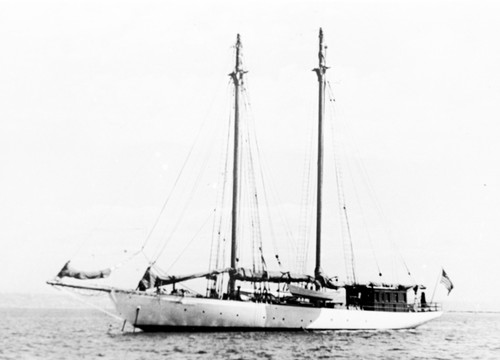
[136,325,417,332]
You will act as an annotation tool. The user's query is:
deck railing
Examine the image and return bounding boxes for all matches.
[357,302,441,312]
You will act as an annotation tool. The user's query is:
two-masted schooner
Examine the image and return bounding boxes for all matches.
[48,29,443,330]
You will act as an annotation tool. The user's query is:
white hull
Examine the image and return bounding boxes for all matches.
[110,291,442,331]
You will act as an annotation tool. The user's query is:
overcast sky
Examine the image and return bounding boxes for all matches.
[1,0,499,310]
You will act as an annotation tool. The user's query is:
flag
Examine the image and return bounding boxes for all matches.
[440,269,454,295]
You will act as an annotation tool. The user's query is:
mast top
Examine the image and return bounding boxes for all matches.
[231,33,245,85]
[314,28,328,81]
[318,28,327,69]
[235,34,243,73]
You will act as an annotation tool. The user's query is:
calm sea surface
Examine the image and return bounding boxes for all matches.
[2,308,499,359]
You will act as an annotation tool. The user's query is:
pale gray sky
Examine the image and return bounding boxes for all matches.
[1,0,499,310]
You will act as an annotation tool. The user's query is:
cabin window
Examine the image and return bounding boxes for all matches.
[375,292,379,302]
[395,293,398,302]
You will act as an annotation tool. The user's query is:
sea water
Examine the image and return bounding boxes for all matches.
[1,308,499,359]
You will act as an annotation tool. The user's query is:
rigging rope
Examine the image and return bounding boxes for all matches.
[241,86,297,270]
[54,286,123,322]
[208,81,234,274]
[241,89,267,273]
[149,133,217,264]
[297,96,316,274]
[69,152,160,269]
[329,82,384,279]
[141,131,204,253]
[138,80,228,256]
[326,80,414,283]
[247,110,266,273]
[324,81,357,283]
[164,210,216,273]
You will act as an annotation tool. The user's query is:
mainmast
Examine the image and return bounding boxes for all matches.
[314,28,328,279]
[229,34,245,295]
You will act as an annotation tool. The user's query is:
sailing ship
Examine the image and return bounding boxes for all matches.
[48,29,443,330]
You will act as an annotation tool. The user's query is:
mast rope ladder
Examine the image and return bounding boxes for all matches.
[296,99,316,274]
[324,81,357,283]
[208,81,234,273]
[241,84,289,271]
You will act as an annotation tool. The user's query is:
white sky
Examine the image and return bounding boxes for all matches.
[1,0,499,310]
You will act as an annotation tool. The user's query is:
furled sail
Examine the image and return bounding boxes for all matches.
[55,261,111,280]
[137,266,341,290]
[230,268,315,284]
[137,267,231,291]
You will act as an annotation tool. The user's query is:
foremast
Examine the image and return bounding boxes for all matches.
[228,34,245,295]
[314,28,328,280]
